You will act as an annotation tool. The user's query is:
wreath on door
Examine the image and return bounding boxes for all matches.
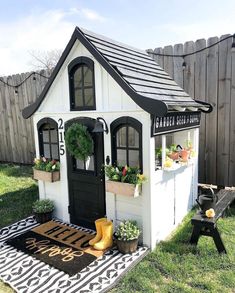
[65,123,94,161]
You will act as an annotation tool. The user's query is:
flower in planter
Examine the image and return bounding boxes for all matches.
[115,220,140,241]
[104,165,147,185]
[114,220,141,254]
[164,157,173,168]
[33,157,60,172]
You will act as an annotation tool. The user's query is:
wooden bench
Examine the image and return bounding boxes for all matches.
[190,189,235,253]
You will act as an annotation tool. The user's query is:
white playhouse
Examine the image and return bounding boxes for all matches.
[23,27,212,250]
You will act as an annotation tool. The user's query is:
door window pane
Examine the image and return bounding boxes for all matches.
[85,155,94,171]
[117,149,127,166]
[76,155,95,171]
[116,127,126,147]
[76,159,85,170]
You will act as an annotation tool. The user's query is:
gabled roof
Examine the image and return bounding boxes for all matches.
[22,27,212,119]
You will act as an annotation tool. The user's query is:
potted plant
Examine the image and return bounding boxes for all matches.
[168,144,179,161]
[32,199,54,223]
[114,220,140,254]
[104,165,147,197]
[33,157,60,182]
[180,149,190,162]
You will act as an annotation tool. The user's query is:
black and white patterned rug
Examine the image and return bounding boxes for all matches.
[0,217,148,293]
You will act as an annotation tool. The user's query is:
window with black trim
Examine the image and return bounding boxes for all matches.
[111,117,142,170]
[68,56,96,111]
[37,118,59,160]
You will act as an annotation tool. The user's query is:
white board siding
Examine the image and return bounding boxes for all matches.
[33,111,149,235]
[174,165,194,224]
[106,192,143,226]
[150,128,199,246]
[38,40,139,114]
[151,165,194,243]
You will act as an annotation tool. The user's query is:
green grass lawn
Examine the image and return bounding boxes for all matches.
[110,207,235,293]
[0,164,235,293]
[0,164,38,228]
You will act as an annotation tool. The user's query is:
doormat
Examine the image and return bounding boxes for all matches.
[0,217,149,293]
[6,221,105,276]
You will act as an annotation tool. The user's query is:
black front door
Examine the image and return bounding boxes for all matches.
[66,117,106,230]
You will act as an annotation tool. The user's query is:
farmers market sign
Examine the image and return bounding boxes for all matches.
[152,112,201,136]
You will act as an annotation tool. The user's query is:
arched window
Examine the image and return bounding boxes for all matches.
[37,118,59,160]
[68,56,96,111]
[111,117,142,170]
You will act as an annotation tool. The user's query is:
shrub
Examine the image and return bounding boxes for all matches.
[32,199,54,213]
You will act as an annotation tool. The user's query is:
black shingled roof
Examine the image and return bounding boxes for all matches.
[22,27,212,119]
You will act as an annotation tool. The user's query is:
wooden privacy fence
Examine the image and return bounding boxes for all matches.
[148,33,235,187]
[0,70,50,164]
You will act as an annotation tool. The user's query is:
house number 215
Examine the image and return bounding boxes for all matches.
[58,118,65,156]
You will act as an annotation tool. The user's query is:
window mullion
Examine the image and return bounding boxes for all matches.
[126,126,129,166]
[48,126,52,160]
[82,65,85,106]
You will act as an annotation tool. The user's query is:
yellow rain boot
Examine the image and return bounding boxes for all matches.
[93,221,113,251]
[89,218,107,246]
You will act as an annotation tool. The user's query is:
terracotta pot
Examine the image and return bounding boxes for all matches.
[115,237,139,254]
[180,149,190,162]
[34,211,53,223]
[168,151,179,161]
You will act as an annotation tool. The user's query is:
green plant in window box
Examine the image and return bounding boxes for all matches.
[104,165,146,185]
[33,157,60,182]
[104,165,146,197]
[33,157,60,172]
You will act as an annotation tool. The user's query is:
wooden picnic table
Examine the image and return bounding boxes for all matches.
[190,189,235,253]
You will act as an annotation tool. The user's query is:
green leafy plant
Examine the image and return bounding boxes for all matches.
[155,147,162,159]
[155,147,170,159]
[115,220,140,241]
[169,144,177,152]
[64,123,93,161]
[32,199,54,213]
[104,165,147,185]
[33,157,60,172]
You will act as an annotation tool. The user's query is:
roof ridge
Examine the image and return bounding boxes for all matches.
[79,27,148,57]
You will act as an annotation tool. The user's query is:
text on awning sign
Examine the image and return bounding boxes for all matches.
[152,112,201,136]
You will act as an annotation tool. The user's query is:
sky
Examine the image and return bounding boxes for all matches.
[0,0,235,76]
